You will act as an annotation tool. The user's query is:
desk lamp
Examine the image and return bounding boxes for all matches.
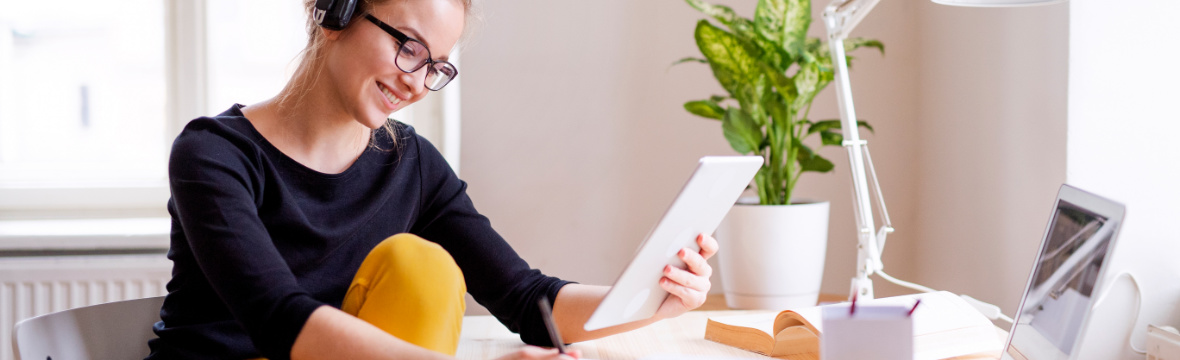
[821,0,1065,301]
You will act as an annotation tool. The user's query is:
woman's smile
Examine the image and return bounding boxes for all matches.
[377,81,404,111]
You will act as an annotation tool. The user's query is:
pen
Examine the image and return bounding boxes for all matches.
[849,292,858,316]
[538,297,567,354]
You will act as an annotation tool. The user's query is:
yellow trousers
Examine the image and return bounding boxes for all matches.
[342,233,467,354]
[255,233,466,359]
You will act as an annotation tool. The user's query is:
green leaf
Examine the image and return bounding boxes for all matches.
[730,19,758,43]
[792,61,821,111]
[802,153,835,172]
[796,141,835,173]
[709,95,729,103]
[754,0,788,45]
[694,20,760,100]
[845,38,885,56]
[782,0,810,58]
[685,0,739,27]
[858,120,874,133]
[820,130,842,146]
[671,56,708,66]
[761,62,797,106]
[684,99,725,120]
[722,107,763,154]
[807,119,874,135]
[807,119,841,135]
[765,92,790,145]
[684,0,760,47]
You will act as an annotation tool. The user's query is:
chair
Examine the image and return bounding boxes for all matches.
[12,296,165,360]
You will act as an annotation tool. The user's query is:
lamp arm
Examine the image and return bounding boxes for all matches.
[825,0,944,299]
[824,0,882,39]
[823,0,886,300]
[815,0,1040,323]
[862,144,895,254]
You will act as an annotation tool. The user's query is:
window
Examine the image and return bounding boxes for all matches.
[206,0,306,115]
[0,0,460,218]
[0,0,168,200]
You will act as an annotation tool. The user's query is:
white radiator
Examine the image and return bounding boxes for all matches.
[1,254,171,360]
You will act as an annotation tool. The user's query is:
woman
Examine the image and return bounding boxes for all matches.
[148,0,717,359]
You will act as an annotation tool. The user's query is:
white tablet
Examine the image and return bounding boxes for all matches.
[583,156,762,331]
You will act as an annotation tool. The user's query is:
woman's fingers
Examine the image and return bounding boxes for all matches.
[697,233,719,260]
[663,264,700,291]
[679,247,713,280]
[660,274,705,308]
[660,243,714,311]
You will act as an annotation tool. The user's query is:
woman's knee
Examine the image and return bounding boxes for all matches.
[371,234,466,294]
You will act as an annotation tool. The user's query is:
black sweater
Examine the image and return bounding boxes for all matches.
[147,104,570,360]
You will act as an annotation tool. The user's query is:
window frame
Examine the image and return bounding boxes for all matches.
[0,0,461,216]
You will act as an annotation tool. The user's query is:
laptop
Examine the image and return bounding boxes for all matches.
[1003,184,1127,360]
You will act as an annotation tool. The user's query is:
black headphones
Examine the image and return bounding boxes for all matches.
[313,0,359,30]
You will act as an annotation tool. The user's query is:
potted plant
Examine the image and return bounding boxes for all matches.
[679,0,882,309]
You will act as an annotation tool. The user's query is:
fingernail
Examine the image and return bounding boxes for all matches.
[664,265,672,273]
[679,248,687,256]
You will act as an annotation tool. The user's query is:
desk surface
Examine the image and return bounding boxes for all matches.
[455,294,1004,360]
[456,310,768,360]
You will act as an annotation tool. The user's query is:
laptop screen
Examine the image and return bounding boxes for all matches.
[1004,187,1124,360]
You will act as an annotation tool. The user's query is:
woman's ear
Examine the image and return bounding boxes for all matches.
[321,26,343,41]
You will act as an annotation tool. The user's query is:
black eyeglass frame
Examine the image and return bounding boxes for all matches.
[363,14,458,91]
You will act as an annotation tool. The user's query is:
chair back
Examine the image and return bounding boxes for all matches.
[12,296,165,360]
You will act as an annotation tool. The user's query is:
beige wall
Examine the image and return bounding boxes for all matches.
[912,2,1069,313]
[458,0,1066,316]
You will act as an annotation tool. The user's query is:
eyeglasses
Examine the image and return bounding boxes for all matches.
[364,14,458,91]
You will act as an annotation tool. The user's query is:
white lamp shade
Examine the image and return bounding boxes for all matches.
[932,0,1065,6]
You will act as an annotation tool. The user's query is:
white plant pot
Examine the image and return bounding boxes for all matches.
[715,200,830,310]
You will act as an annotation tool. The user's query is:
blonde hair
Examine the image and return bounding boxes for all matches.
[280,0,474,149]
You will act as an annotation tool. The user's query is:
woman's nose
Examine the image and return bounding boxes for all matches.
[399,69,428,98]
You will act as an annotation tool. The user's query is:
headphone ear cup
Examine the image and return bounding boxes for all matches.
[313,0,358,31]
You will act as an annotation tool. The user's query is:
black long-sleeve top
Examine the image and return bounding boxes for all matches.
[147,104,570,360]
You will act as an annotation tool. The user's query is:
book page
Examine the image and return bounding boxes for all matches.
[780,306,824,333]
[709,312,778,336]
[909,292,995,335]
[851,292,1001,359]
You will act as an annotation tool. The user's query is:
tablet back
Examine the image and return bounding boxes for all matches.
[583,156,762,331]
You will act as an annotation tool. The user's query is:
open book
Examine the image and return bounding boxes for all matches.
[704,291,1002,360]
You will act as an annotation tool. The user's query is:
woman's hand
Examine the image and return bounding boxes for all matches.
[493,346,582,360]
[653,233,718,320]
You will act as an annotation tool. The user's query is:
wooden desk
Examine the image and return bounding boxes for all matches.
[456,310,770,360]
[455,294,1004,360]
